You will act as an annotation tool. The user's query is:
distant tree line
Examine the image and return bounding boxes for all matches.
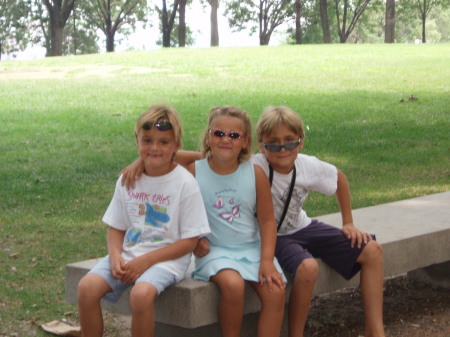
[1,0,449,59]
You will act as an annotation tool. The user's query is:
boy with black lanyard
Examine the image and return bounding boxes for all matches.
[253,106,385,337]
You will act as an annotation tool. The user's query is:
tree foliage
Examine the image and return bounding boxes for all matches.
[63,3,99,55]
[156,0,179,47]
[334,0,372,43]
[225,0,294,45]
[79,0,147,52]
[0,0,30,59]
[412,0,442,42]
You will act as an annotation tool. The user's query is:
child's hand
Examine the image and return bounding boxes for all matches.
[121,255,148,284]
[120,158,145,190]
[193,238,210,257]
[342,223,371,248]
[258,260,285,292]
[109,254,126,280]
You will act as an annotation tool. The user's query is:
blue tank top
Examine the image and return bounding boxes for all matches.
[195,159,260,248]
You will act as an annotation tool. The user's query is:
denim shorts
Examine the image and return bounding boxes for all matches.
[275,220,376,280]
[88,256,177,303]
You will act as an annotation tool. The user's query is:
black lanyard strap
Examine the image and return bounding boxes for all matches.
[269,165,296,231]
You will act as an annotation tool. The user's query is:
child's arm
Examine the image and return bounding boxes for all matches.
[107,227,126,280]
[120,157,144,190]
[120,150,203,189]
[174,150,203,167]
[336,169,372,248]
[254,165,285,291]
[121,237,200,284]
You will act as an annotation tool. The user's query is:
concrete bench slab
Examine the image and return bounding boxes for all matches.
[65,192,450,335]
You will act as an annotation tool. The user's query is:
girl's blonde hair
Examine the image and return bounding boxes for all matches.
[201,106,252,162]
[135,104,182,146]
[256,106,305,141]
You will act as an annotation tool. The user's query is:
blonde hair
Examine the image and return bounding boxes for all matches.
[256,106,305,141]
[201,106,252,162]
[135,104,182,146]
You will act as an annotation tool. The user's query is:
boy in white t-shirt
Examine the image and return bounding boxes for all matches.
[254,106,385,337]
[77,105,210,337]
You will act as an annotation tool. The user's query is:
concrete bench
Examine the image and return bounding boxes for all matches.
[65,192,450,336]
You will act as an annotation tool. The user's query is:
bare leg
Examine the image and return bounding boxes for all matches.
[249,280,285,337]
[78,274,112,337]
[130,282,158,337]
[288,258,318,337]
[357,240,385,337]
[211,269,245,337]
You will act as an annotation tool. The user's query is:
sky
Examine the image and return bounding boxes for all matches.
[7,4,287,61]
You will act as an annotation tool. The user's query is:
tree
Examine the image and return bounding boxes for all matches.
[414,0,439,42]
[385,0,395,42]
[42,0,76,56]
[225,0,294,45]
[294,0,303,44]
[319,0,331,43]
[80,0,147,52]
[334,0,372,43]
[208,0,219,46]
[178,0,187,46]
[0,0,30,60]
[64,2,99,55]
[156,0,179,47]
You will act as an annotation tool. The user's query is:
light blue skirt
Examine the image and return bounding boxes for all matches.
[192,241,286,283]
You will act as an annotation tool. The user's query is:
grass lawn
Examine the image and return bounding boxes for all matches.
[0,44,449,335]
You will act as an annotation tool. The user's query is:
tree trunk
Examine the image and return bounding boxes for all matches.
[385,0,395,43]
[178,0,187,47]
[422,14,426,43]
[295,0,302,44]
[161,0,179,47]
[162,0,170,47]
[106,32,115,52]
[51,24,64,56]
[320,0,331,43]
[43,0,76,56]
[260,34,271,45]
[210,0,219,46]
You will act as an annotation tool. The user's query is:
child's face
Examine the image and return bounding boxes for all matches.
[207,116,248,163]
[258,124,303,174]
[136,123,180,176]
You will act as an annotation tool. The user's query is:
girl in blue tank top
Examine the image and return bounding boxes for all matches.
[187,106,286,337]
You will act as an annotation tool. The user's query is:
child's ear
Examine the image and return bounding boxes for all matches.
[298,140,305,151]
[257,141,265,153]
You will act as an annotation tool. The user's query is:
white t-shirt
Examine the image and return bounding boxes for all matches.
[102,164,210,281]
[252,153,338,235]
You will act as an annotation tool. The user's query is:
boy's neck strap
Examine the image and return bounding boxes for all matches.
[269,165,296,232]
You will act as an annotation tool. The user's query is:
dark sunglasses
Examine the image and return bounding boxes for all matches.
[262,140,301,152]
[142,120,173,131]
[209,129,244,140]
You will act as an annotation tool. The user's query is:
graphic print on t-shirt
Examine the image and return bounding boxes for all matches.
[212,194,241,224]
[145,203,170,229]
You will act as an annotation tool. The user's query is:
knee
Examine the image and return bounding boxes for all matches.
[214,272,245,301]
[130,283,157,314]
[295,258,319,285]
[359,240,383,264]
[77,274,102,304]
